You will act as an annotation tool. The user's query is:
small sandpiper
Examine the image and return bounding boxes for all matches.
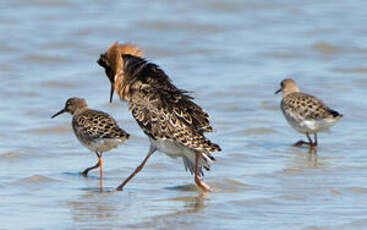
[97,42,221,192]
[275,78,343,148]
[51,97,130,178]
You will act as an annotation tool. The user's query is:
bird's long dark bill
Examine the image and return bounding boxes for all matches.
[109,83,115,103]
[274,89,281,94]
[51,109,66,118]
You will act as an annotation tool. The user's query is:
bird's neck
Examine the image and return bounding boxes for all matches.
[115,74,132,101]
[72,107,88,116]
[283,87,300,97]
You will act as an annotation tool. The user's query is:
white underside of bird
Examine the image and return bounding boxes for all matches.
[149,137,212,175]
[285,115,339,134]
[77,137,127,153]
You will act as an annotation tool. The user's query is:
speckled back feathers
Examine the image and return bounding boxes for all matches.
[281,92,343,121]
[122,55,220,154]
[73,109,130,141]
[98,51,220,154]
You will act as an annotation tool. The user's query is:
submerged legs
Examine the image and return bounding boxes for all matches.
[81,152,103,176]
[81,152,104,191]
[293,133,318,149]
[314,133,318,146]
[115,146,211,192]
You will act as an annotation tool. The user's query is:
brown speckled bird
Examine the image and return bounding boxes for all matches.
[98,42,221,192]
[275,79,343,148]
[51,97,129,179]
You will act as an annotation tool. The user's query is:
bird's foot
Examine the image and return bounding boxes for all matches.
[292,140,310,147]
[115,185,123,192]
[195,176,210,192]
[81,170,89,177]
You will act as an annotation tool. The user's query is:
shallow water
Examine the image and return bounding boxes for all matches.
[1,0,367,229]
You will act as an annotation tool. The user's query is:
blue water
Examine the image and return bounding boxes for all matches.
[1,0,367,229]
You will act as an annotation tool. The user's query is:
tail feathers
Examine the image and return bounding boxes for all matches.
[182,153,212,177]
[210,142,221,152]
[204,153,216,162]
[119,130,130,140]
[328,109,343,119]
[198,138,221,153]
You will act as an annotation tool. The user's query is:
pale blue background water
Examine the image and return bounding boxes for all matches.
[1,0,367,229]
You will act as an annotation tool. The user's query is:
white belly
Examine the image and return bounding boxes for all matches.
[80,137,125,153]
[148,137,211,176]
[286,116,338,134]
[150,138,192,158]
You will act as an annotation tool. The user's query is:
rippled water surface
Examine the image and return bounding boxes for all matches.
[1,0,367,229]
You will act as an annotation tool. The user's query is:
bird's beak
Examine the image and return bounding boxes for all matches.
[274,88,281,95]
[109,82,115,103]
[51,108,66,119]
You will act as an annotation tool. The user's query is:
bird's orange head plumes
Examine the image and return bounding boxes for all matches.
[97,42,143,102]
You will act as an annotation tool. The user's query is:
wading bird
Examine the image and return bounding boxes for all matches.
[98,42,221,192]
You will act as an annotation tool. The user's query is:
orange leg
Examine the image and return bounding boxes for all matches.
[98,155,103,179]
[99,155,104,191]
[116,146,156,191]
[194,151,210,192]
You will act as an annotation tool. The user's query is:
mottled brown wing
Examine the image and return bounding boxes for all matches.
[122,57,214,133]
[72,110,129,140]
[282,92,341,120]
[129,85,220,154]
